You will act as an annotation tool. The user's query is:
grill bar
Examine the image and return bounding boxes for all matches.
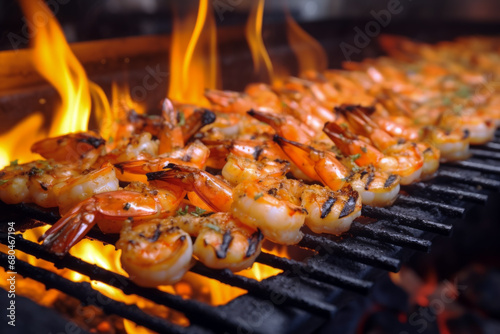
[189,263,338,317]
[396,195,465,217]
[444,160,500,175]
[408,183,488,203]
[298,234,401,272]
[0,253,193,334]
[256,252,374,293]
[470,148,500,160]
[437,170,500,190]
[482,142,500,151]
[349,222,431,252]
[0,233,247,333]
[362,206,452,235]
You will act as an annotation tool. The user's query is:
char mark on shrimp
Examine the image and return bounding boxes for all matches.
[339,191,359,218]
[321,196,337,219]
[215,230,234,259]
[384,174,398,188]
[246,229,264,258]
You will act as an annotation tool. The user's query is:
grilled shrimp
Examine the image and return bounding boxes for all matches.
[0,160,119,214]
[221,154,289,186]
[301,184,362,235]
[205,83,281,114]
[324,122,423,185]
[231,179,307,245]
[40,182,185,255]
[339,104,439,179]
[247,109,316,143]
[114,140,210,182]
[146,165,234,212]
[274,135,400,206]
[165,212,263,272]
[31,131,106,169]
[53,162,120,215]
[116,219,193,287]
[148,164,306,244]
[0,159,78,208]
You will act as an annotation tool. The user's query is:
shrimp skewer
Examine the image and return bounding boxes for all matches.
[40,182,185,255]
[324,122,423,185]
[274,135,400,206]
[165,212,263,272]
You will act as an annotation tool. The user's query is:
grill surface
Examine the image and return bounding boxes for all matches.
[1,132,500,334]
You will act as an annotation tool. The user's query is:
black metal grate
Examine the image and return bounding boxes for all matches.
[1,136,500,334]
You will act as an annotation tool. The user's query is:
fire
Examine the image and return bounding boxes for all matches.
[285,9,328,76]
[18,0,91,137]
[168,0,219,106]
[246,0,274,83]
[206,244,287,306]
[0,1,297,331]
[0,112,45,168]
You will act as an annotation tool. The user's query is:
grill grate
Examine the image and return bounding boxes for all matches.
[1,141,500,334]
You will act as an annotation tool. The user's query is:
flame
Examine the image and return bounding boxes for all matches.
[246,0,274,83]
[1,0,110,168]
[0,112,45,168]
[18,0,91,136]
[207,244,287,305]
[285,9,328,76]
[168,0,219,105]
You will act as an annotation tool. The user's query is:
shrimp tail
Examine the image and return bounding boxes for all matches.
[181,109,216,144]
[247,109,279,127]
[323,122,355,155]
[39,200,97,256]
[273,135,322,182]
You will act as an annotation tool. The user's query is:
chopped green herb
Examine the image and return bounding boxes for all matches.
[361,146,367,153]
[9,160,18,167]
[176,205,189,216]
[108,136,114,144]
[254,192,264,200]
[205,223,221,233]
[190,206,207,217]
[340,123,348,129]
[456,86,471,98]
[453,104,463,115]
[123,202,131,210]
[351,165,362,173]
[350,153,361,160]
[0,180,10,186]
[281,101,288,108]
[442,96,452,106]
[178,111,185,126]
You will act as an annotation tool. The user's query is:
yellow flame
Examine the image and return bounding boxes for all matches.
[18,0,91,136]
[168,0,218,105]
[89,81,113,140]
[207,245,286,305]
[285,9,328,75]
[245,0,274,83]
[0,112,45,168]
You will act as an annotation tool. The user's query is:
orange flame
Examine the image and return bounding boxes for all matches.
[285,8,328,76]
[207,245,287,305]
[18,0,91,136]
[0,112,45,168]
[168,0,219,105]
[246,0,274,83]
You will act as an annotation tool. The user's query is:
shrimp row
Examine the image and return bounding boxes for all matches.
[3,36,500,289]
